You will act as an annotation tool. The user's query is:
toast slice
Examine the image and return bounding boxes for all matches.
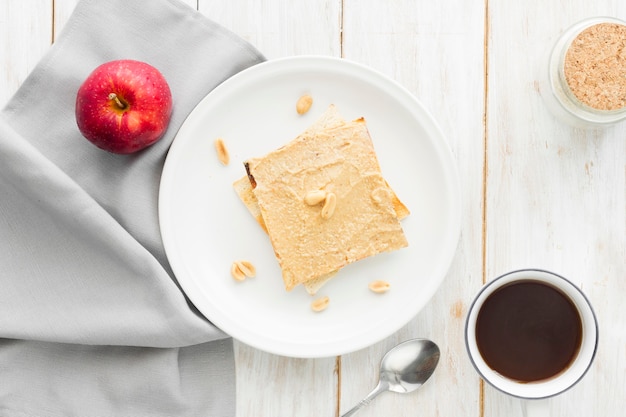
[242,105,409,291]
[233,175,409,294]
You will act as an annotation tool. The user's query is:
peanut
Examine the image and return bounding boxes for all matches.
[311,296,330,312]
[237,260,256,278]
[304,189,327,205]
[231,262,246,281]
[321,192,337,219]
[231,260,256,281]
[214,138,230,165]
[368,280,391,293]
[296,94,313,115]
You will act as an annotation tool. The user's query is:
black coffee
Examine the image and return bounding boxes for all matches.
[475,280,582,382]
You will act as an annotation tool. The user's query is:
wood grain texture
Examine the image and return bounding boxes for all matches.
[198,0,342,59]
[340,0,486,415]
[486,1,626,416]
[52,0,79,40]
[194,2,343,416]
[1,1,624,417]
[0,0,51,105]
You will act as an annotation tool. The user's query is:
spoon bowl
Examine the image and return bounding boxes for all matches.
[340,338,440,417]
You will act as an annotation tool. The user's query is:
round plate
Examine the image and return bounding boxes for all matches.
[159,56,460,358]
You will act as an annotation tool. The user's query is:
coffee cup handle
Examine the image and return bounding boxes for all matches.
[522,399,549,417]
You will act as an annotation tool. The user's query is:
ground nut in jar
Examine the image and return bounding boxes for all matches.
[547,17,626,126]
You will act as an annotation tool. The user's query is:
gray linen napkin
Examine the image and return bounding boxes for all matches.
[0,0,264,415]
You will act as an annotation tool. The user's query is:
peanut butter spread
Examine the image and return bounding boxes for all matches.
[243,105,408,291]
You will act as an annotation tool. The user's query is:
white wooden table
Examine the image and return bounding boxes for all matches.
[2,1,624,416]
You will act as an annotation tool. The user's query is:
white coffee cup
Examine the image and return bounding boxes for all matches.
[465,269,598,416]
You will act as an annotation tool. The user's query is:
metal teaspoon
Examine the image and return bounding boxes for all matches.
[340,338,441,417]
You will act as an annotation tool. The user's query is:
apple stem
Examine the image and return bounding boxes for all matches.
[108,93,127,110]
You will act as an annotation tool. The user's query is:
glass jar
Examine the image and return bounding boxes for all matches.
[546,17,626,127]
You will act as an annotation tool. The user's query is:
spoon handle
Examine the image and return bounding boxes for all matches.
[340,381,388,417]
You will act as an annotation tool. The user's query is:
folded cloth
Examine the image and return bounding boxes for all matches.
[0,0,264,415]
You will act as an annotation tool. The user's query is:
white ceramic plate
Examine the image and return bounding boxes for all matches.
[159,56,460,358]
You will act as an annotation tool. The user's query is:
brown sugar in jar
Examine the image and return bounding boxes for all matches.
[564,23,626,111]
[548,17,626,126]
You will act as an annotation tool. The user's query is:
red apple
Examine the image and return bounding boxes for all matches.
[75,59,173,154]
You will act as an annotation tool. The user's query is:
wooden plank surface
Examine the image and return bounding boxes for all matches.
[485,1,626,416]
[197,2,343,415]
[1,1,624,416]
[0,0,51,105]
[339,0,486,415]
